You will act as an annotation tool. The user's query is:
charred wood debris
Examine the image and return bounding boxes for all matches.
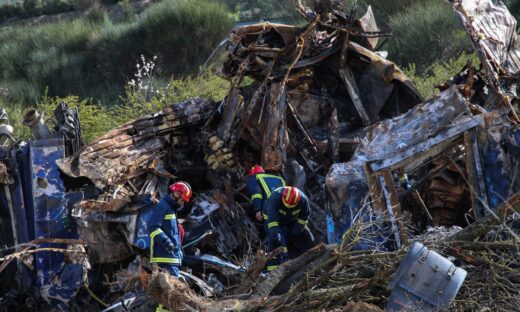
[1,0,520,311]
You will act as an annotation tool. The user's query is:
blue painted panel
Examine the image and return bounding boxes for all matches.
[29,138,83,309]
[42,263,84,311]
[480,127,520,211]
[133,195,154,250]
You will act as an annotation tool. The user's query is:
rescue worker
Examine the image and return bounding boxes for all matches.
[247,164,285,222]
[149,181,192,277]
[264,186,316,271]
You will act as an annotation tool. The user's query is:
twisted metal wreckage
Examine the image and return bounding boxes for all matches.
[1,0,520,311]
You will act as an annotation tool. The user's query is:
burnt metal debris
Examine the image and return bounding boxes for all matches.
[1,0,520,311]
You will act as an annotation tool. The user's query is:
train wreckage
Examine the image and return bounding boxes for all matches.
[1,0,520,311]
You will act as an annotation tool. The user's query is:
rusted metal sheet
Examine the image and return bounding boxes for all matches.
[326,86,477,244]
[354,87,468,162]
[450,0,520,121]
[355,6,380,51]
[451,0,520,86]
[57,98,216,190]
[369,116,483,172]
[340,66,371,125]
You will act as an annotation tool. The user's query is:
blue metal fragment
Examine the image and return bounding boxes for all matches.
[29,138,84,309]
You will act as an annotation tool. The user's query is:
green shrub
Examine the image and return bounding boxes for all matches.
[503,0,520,21]
[355,0,429,25]
[43,0,73,15]
[4,96,120,142]
[0,17,104,103]
[23,0,43,17]
[100,0,119,4]
[0,0,73,21]
[88,0,234,82]
[84,3,108,24]
[0,2,26,22]
[159,72,229,104]
[2,103,32,140]
[37,94,117,142]
[117,67,229,123]
[0,0,233,105]
[386,1,470,73]
[1,68,229,142]
[404,53,479,100]
[117,0,135,24]
[72,0,94,11]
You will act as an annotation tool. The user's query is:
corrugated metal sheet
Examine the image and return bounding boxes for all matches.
[453,0,520,84]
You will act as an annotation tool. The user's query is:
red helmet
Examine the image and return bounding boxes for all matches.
[169,181,192,202]
[249,164,265,176]
[281,187,301,208]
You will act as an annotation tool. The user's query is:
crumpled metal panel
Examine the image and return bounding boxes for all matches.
[345,41,423,123]
[326,87,472,245]
[451,0,520,82]
[133,195,157,250]
[72,206,136,263]
[72,192,162,262]
[325,161,390,248]
[186,192,260,256]
[354,87,468,162]
[40,263,85,311]
[30,138,84,309]
[57,98,216,190]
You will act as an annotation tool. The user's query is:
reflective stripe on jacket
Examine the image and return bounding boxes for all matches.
[247,173,285,213]
[148,195,182,264]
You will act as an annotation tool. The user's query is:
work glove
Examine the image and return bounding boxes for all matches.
[165,241,176,254]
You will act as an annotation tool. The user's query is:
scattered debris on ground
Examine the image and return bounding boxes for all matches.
[1,0,520,311]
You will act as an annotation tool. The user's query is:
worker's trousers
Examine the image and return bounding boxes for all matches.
[266,222,315,271]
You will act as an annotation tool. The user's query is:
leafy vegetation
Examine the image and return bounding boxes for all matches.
[0,0,513,144]
[356,0,519,72]
[3,71,229,142]
[0,0,233,104]
[0,0,74,23]
[386,0,470,74]
[218,0,300,21]
[404,53,479,100]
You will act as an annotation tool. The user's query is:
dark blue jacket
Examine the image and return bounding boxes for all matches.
[149,195,182,266]
[264,187,310,233]
[247,173,285,214]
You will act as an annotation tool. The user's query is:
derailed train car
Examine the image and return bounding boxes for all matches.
[1,0,520,310]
